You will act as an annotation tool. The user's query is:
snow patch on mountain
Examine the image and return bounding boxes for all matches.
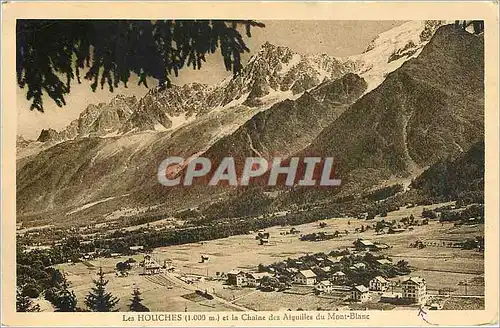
[346,20,447,92]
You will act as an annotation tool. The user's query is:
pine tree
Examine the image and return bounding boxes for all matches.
[54,275,78,312]
[16,288,40,312]
[128,287,149,312]
[84,267,119,312]
[16,20,265,111]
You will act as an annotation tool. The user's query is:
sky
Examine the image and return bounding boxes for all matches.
[17,20,406,140]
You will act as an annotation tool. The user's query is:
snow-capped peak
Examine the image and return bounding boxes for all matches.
[346,20,448,92]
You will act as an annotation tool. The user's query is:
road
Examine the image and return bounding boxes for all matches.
[150,272,254,311]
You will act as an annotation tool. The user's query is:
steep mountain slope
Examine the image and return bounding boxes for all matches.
[410,140,484,200]
[16,100,272,215]
[300,25,484,195]
[201,73,367,171]
[36,95,139,142]
[16,21,453,222]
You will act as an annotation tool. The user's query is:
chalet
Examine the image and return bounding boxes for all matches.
[314,280,334,294]
[314,256,326,264]
[369,276,390,291]
[376,259,392,266]
[332,271,346,284]
[319,266,332,275]
[357,212,369,220]
[293,270,317,285]
[82,252,97,260]
[325,255,344,265]
[143,254,161,275]
[374,243,390,250]
[350,262,366,270]
[353,239,377,251]
[351,285,371,303]
[227,270,247,287]
[388,228,406,234]
[143,262,161,275]
[246,272,271,287]
[402,277,427,304]
[284,267,299,275]
[380,292,403,304]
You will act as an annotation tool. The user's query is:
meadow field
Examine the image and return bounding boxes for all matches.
[54,202,484,311]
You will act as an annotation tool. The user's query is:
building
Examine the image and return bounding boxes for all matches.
[369,276,390,291]
[129,245,144,252]
[332,271,346,284]
[325,255,344,265]
[351,285,371,303]
[319,266,332,275]
[227,270,247,286]
[402,277,427,304]
[376,259,392,266]
[81,252,97,260]
[143,254,161,275]
[350,262,366,270]
[374,243,390,250]
[246,272,271,287]
[314,280,334,294]
[388,228,406,234]
[353,239,377,251]
[380,292,403,304]
[293,270,317,285]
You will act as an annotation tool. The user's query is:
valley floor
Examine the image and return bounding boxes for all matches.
[49,202,484,312]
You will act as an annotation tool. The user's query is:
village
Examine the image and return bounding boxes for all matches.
[18,202,484,312]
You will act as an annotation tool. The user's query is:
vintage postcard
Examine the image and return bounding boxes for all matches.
[1,1,499,327]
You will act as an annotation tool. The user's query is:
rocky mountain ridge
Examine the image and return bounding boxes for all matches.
[29,21,446,145]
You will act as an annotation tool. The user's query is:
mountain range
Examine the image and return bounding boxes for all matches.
[16,21,484,226]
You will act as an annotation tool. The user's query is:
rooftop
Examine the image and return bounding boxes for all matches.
[354,285,370,293]
[298,269,317,278]
[227,269,244,275]
[317,280,332,286]
[371,276,389,283]
[402,276,425,285]
[376,259,392,265]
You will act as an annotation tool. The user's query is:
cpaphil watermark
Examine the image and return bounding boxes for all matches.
[157,156,341,187]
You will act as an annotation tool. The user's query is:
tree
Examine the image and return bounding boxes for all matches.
[54,276,78,312]
[129,287,149,312]
[16,288,40,312]
[455,20,484,35]
[375,221,385,233]
[116,261,132,276]
[85,267,119,312]
[16,20,264,111]
[22,283,41,298]
[396,260,410,274]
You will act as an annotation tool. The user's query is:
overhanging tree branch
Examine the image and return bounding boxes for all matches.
[16,19,265,111]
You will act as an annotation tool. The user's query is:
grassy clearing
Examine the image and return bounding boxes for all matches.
[59,202,483,311]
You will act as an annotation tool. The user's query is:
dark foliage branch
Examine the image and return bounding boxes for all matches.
[16,19,265,111]
[454,20,484,35]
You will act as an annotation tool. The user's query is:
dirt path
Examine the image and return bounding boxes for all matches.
[161,272,254,312]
